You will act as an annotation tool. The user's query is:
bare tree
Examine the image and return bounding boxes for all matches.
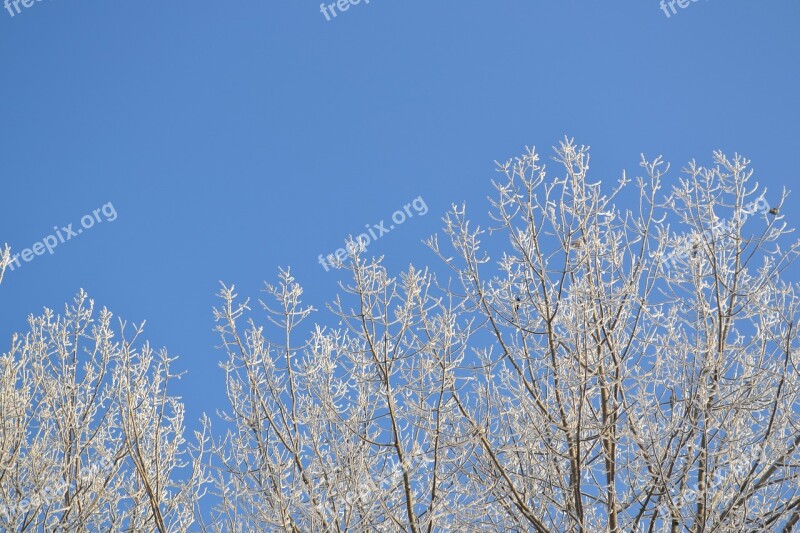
[0,290,207,532]
[422,141,800,532]
[187,140,797,532]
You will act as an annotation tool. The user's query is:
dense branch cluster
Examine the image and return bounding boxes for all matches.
[2,141,799,531]
[0,291,206,531]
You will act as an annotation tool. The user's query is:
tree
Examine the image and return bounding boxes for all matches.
[203,139,800,532]
[0,290,207,532]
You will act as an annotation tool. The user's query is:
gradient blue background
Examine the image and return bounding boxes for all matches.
[1,0,798,449]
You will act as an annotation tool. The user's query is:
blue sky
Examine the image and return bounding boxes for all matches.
[1,0,798,427]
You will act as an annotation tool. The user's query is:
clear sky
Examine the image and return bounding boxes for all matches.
[1,0,798,431]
